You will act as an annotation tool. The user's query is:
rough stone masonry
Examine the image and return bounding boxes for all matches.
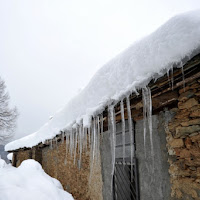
[167,79,200,199]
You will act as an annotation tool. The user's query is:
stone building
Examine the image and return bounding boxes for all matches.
[5,10,200,200]
[7,53,200,200]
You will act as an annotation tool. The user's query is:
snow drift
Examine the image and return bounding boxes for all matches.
[0,159,74,200]
[5,9,200,151]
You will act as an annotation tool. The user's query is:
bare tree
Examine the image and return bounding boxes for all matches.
[0,77,18,145]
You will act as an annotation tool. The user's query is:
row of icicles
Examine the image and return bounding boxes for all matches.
[43,65,186,190]
[46,86,154,182]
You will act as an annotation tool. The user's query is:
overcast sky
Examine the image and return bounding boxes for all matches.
[1,0,200,140]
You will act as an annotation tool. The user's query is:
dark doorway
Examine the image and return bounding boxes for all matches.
[113,158,139,200]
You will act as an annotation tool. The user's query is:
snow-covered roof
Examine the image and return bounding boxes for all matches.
[5,9,200,151]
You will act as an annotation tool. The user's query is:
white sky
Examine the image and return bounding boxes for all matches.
[1,0,200,140]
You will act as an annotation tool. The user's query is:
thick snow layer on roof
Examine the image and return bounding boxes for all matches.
[5,9,200,151]
[0,159,74,200]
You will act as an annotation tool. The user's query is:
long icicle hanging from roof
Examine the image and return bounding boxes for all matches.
[109,104,116,193]
[126,96,134,180]
[120,100,126,165]
[142,86,154,157]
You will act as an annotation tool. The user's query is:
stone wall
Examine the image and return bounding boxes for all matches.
[42,140,103,200]
[13,149,32,167]
[166,79,200,199]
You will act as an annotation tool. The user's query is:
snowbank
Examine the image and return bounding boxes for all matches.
[0,158,6,168]
[0,159,74,200]
[7,153,13,161]
[5,9,200,151]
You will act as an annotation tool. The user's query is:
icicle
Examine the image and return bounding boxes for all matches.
[100,114,104,134]
[65,132,67,152]
[88,126,91,146]
[79,124,83,167]
[77,127,80,154]
[65,132,69,154]
[109,105,116,187]
[64,132,68,166]
[55,137,59,178]
[61,131,65,143]
[74,127,78,165]
[83,126,87,151]
[82,126,85,151]
[120,100,126,164]
[92,117,96,163]
[69,130,72,156]
[55,137,58,150]
[142,87,154,156]
[97,116,100,162]
[89,119,95,184]
[84,127,87,151]
[69,128,73,157]
[50,139,53,149]
[167,69,171,88]
[142,87,147,157]
[181,63,185,92]
[171,67,174,90]
[144,87,155,180]
[97,116,100,135]
[126,96,134,180]
[147,87,153,156]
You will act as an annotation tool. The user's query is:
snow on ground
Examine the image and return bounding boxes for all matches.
[7,153,13,161]
[5,9,200,151]
[0,159,74,200]
[0,158,6,169]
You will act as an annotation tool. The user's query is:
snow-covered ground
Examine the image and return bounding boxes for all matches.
[5,9,200,151]
[7,153,13,161]
[0,159,74,200]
